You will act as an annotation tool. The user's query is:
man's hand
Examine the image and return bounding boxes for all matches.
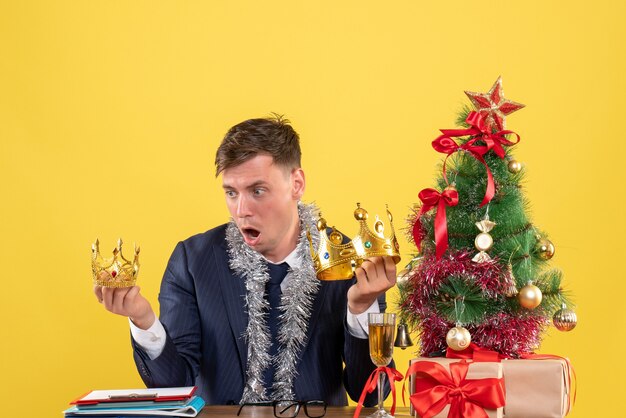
[347,256,397,314]
[93,273,155,330]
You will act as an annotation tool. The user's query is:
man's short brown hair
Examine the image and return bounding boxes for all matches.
[214,114,301,176]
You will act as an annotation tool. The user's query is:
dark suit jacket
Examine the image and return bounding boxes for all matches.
[132,224,390,405]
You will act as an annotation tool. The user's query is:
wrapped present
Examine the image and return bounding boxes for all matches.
[406,358,505,418]
[442,344,575,417]
[502,357,573,418]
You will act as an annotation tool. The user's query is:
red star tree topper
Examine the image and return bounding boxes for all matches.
[464,76,525,131]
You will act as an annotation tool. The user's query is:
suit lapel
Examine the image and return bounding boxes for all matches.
[214,243,248,378]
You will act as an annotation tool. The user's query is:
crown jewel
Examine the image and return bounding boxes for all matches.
[91,238,140,287]
[308,203,401,281]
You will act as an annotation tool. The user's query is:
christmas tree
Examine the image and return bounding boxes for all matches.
[398,77,577,358]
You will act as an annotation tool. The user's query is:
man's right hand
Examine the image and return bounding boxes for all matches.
[94,276,155,330]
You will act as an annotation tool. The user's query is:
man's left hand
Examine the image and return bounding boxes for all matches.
[347,256,397,314]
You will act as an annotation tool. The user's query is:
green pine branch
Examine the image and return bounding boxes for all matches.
[455,105,472,127]
[435,275,491,324]
[534,269,574,314]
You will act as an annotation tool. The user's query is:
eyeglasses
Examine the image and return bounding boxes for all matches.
[237,400,327,418]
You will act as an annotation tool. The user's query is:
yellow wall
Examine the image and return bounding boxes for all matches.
[1,1,624,416]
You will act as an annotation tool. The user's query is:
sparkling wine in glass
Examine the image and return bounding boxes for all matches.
[368,313,396,418]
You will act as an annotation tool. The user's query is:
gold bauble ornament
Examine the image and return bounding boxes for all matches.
[444,184,458,193]
[518,283,543,309]
[446,326,472,351]
[535,238,556,260]
[397,268,410,285]
[508,160,522,173]
[553,304,577,332]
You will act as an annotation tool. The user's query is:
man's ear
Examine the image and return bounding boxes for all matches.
[291,168,306,200]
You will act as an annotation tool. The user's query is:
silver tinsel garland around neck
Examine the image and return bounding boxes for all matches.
[225,202,321,403]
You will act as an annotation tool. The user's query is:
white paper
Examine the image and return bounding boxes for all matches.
[79,386,195,401]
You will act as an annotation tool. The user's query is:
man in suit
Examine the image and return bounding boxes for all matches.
[94,115,397,405]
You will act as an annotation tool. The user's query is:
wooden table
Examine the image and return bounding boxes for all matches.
[197,406,412,418]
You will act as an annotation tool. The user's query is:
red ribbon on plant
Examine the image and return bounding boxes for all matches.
[438,111,520,157]
[405,360,505,418]
[412,187,459,260]
[353,366,403,418]
[432,111,521,207]
[445,342,504,363]
[432,136,494,208]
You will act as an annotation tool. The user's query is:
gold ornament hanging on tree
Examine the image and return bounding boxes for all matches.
[518,282,543,309]
[397,268,410,285]
[472,218,496,263]
[505,263,519,297]
[394,322,414,349]
[535,237,556,260]
[396,256,421,285]
[446,326,472,351]
[508,160,522,173]
[553,304,577,331]
[446,298,471,351]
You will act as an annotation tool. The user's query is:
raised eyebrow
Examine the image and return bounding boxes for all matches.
[248,181,269,190]
[221,181,269,190]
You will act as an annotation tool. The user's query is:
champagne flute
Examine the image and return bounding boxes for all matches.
[368,313,396,418]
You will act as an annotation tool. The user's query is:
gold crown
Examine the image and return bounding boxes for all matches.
[91,238,140,288]
[308,203,401,281]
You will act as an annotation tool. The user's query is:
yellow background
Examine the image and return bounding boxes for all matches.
[1,1,624,416]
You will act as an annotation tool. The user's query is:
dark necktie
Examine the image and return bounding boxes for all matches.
[263,261,290,389]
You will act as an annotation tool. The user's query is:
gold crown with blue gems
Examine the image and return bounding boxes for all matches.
[91,238,140,287]
[307,203,401,281]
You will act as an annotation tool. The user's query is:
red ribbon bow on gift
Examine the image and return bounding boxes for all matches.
[412,187,459,260]
[405,360,505,418]
[432,111,521,207]
[353,366,404,418]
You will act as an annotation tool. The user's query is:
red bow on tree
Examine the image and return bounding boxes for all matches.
[412,187,459,260]
[439,111,520,157]
[431,111,520,207]
[406,360,506,418]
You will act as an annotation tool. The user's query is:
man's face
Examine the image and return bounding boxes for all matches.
[222,154,305,262]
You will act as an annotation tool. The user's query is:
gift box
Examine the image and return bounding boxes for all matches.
[407,357,504,418]
[501,357,572,418]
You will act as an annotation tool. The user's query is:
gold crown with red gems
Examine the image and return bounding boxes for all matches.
[91,238,140,288]
[307,203,401,281]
